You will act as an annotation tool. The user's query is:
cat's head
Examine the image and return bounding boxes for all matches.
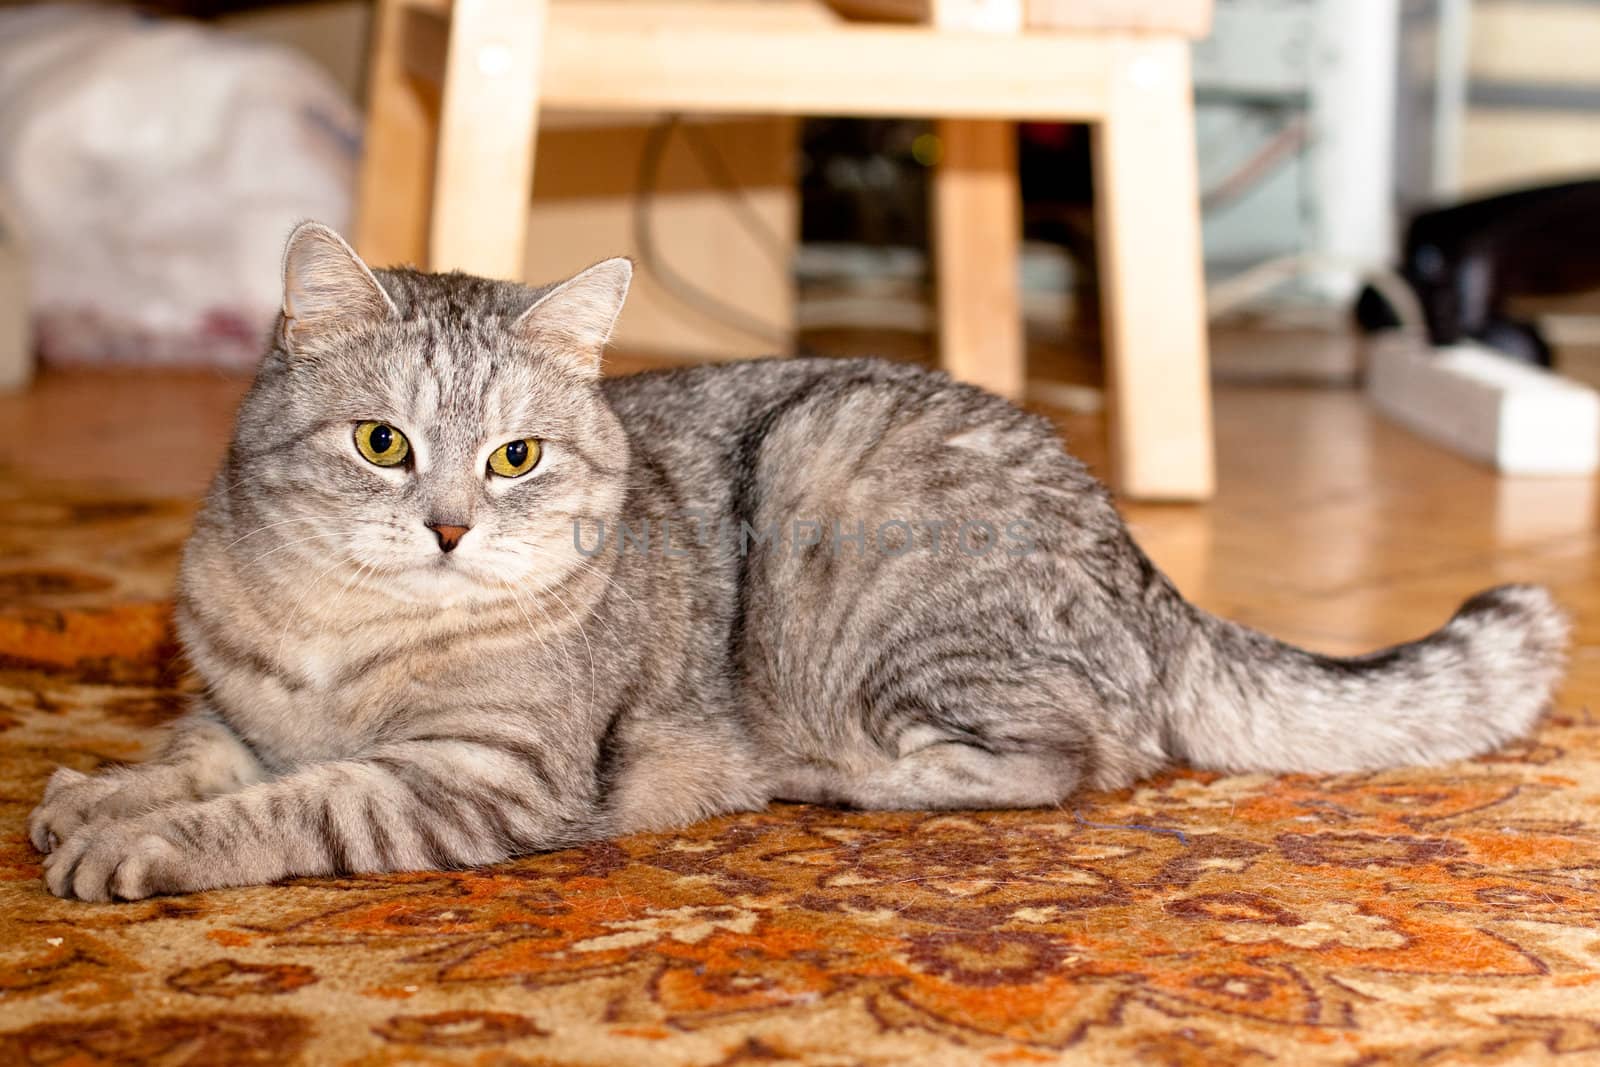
[217,222,632,606]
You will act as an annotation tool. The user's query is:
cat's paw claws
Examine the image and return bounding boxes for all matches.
[29,766,189,857]
[29,768,116,854]
[43,823,181,902]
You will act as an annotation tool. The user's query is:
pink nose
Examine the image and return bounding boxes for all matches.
[426,522,470,553]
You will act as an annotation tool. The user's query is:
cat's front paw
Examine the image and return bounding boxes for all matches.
[29,767,131,854]
[42,819,184,902]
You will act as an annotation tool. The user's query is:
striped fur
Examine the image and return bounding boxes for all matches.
[31,223,1570,900]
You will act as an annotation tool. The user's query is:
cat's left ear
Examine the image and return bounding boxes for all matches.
[511,258,633,376]
[280,221,398,353]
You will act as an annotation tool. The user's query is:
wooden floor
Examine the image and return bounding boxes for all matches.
[0,360,1594,705]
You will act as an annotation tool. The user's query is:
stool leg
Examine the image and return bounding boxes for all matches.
[355,0,439,268]
[933,119,1025,401]
[429,0,548,279]
[1093,37,1214,500]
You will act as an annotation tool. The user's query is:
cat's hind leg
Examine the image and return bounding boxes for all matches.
[777,671,1108,812]
[820,727,1083,811]
[774,646,1167,812]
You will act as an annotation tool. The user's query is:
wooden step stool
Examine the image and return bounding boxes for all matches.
[356,0,1216,499]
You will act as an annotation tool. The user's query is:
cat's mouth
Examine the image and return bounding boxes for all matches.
[423,552,489,584]
[376,556,497,606]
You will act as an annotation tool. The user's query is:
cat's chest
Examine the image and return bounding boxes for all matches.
[214,622,492,766]
[214,602,573,767]
[276,640,351,692]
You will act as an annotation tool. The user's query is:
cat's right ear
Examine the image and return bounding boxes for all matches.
[280,222,398,353]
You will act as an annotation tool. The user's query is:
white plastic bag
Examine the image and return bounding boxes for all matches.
[0,6,361,369]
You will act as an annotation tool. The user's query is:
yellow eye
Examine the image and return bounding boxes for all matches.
[354,421,410,467]
[488,438,541,478]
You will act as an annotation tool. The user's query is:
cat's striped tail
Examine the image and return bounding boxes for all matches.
[1164,584,1570,774]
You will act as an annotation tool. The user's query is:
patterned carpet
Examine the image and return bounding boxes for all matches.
[3,481,1599,1066]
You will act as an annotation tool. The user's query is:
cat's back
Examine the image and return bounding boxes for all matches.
[600,356,926,438]
[600,356,1067,473]
[600,356,1091,506]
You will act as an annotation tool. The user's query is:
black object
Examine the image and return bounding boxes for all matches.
[799,119,931,247]
[1358,178,1600,366]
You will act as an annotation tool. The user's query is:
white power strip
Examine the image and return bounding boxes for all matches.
[1367,337,1600,475]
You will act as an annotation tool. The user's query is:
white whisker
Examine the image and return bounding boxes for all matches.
[533,578,599,725]
[500,543,633,652]
[238,531,345,570]
[316,559,377,646]
[512,538,648,616]
[495,576,588,719]
[274,550,362,670]
[224,516,325,550]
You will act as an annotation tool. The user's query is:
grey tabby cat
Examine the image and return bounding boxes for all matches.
[31,223,1569,901]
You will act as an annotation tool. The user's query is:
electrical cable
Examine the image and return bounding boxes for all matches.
[678,120,794,276]
[633,116,799,352]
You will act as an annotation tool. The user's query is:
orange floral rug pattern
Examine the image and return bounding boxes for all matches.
[2,482,1599,1066]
